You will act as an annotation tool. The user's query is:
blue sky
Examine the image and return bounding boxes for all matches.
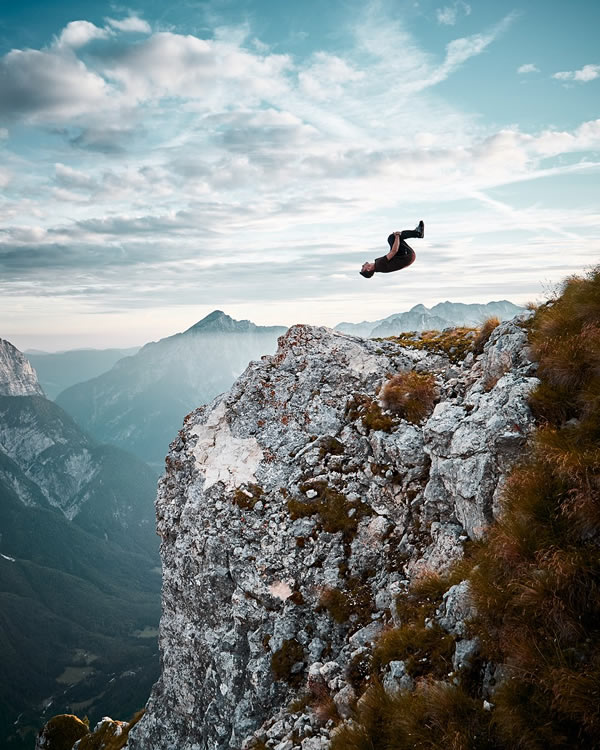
[1,0,599,350]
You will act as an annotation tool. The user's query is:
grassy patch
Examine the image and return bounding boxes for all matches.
[318,437,345,460]
[345,393,395,433]
[330,680,495,750]
[271,639,305,686]
[287,482,371,542]
[466,267,600,747]
[380,326,477,363]
[232,483,264,510]
[380,371,438,424]
[318,577,373,626]
[372,623,455,679]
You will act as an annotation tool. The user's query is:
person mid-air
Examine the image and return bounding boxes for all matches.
[360,221,424,278]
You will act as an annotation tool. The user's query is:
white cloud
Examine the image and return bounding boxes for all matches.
[105,15,151,34]
[436,2,471,26]
[553,64,600,82]
[0,167,12,188]
[0,47,112,122]
[299,52,365,101]
[55,20,110,49]
[99,31,291,105]
[55,163,96,190]
[518,63,539,74]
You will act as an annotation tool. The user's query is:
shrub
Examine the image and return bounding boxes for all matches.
[472,316,501,355]
[372,622,455,678]
[380,371,438,424]
[346,650,373,692]
[330,680,495,750]
[36,715,89,750]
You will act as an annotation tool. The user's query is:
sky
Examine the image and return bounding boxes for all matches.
[1,0,599,351]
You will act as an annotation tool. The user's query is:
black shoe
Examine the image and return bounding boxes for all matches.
[415,220,424,238]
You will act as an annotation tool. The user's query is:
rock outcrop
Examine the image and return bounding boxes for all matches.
[0,337,44,397]
[127,317,538,750]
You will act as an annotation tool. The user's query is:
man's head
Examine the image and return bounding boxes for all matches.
[360,261,375,279]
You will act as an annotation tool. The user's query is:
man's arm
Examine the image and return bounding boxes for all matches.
[386,231,400,261]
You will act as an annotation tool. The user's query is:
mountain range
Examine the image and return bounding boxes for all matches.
[335,300,525,338]
[0,338,160,750]
[56,311,287,470]
[26,347,139,400]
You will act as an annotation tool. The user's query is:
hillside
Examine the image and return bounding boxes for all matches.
[0,339,160,750]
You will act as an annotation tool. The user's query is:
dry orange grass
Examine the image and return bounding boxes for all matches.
[472,315,501,355]
[380,371,438,423]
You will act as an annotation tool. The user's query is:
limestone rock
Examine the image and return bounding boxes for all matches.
[128,320,537,750]
[0,338,44,397]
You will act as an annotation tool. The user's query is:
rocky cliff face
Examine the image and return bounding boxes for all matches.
[128,317,538,750]
[0,338,44,397]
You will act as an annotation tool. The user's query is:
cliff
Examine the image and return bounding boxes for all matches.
[127,316,538,750]
[0,338,44,397]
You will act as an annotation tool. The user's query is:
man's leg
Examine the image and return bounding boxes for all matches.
[400,221,424,240]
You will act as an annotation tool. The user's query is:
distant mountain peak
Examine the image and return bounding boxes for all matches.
[182,310,286,335]
[0,338,45,397]
[184,310,246,334]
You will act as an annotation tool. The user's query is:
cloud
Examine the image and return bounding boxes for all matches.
[436,2,471,26]
[105,16,151,34]
[55,20,110,49]
[518,63,539,74]
[55,163,96,190]
[0,168,12,188]
[299,52,365,101]
[94,31,292,110]
[553,64,599,82]
[0,47,112,122]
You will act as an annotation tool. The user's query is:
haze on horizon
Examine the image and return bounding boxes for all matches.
[1,0,599,351]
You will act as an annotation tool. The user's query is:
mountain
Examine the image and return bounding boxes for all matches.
[39,271,600,750]
[335,299,525,338]
[122,316,538,749]
[56,311,287,470]
[0,339,160,750]
[26,347,139,400]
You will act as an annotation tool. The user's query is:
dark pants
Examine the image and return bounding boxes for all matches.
[387,229,419,254]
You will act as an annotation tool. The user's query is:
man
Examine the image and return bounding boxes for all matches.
[360,221,424,278]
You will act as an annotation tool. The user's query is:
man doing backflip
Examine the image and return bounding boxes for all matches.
[360,221,424,278]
